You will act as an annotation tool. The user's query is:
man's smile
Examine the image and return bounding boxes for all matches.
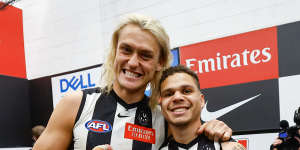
[122,69,142,78]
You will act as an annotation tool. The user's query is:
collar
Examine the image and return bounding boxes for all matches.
[170,135,201,149]
[111,89,149,110]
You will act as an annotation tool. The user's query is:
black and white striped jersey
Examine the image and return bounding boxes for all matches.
[159,135,221,150]
[72,88,166,150]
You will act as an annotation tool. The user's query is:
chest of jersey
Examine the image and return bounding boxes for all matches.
[73,90,165,150]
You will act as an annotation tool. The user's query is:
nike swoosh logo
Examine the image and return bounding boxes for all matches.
[201,94,261,122]
[117,113,129,118]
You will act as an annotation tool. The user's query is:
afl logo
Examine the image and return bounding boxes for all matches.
[85,120,112,133]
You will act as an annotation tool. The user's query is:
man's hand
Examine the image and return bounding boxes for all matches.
[198,119,232,142]
[271,138,282,150]
[92,144,113,150]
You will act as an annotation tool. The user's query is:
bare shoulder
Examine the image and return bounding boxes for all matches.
[61,90,83,109]
[221,141,246,150]
[33,90,83,150]
[49,90,84,129]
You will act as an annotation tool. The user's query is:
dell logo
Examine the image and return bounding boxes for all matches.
[60,73,96,93]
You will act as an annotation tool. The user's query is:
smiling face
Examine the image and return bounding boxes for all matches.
[113,24,162,94]
[159,72,204,126]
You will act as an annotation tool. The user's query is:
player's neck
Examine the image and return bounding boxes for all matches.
[112,84,146,104]
[170,120,201,145]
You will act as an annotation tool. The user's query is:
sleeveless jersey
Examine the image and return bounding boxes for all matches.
[159,134,221,150]
[72,88,166,150]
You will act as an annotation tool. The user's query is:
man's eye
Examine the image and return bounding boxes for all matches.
[162,92,173,97]
[182,89,192,94]
[120,46,132,54]
[140,53,153,61]
[142,54,153,59]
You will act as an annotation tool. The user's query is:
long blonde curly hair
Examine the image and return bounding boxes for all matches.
[102,13,172,109]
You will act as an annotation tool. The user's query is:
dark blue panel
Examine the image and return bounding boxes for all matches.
[171,48,180,66]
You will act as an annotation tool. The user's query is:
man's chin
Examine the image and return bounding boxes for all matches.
[168,119,189,127]
[121,83,146,92]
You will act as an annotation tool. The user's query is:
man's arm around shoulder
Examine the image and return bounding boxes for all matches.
[33,91,83,150]
[221,141,246,150]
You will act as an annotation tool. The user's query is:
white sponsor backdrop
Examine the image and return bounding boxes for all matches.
[14,0,300,79]
[279,74,300,126]
[233,133,277,150]
[51,66,103,108]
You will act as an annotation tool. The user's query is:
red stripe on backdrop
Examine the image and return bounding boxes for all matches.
[180,27,278,89]
[0,4,26,79]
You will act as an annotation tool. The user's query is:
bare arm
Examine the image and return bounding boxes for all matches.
[221,141,246,150]
[270,138,282,150]
[33,91,83,150]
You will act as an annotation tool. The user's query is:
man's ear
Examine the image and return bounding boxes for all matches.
[158,97,162,105]
[200,94,205,109]
[156,63,163,71]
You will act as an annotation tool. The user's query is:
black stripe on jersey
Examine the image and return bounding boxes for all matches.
[86,90,118,150]
[133,97,152,150]
[197,134,216,150]
[74,90,87,124]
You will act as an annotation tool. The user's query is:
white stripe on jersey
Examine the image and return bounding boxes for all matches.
[110,103,136,150]
[214,141,221,150]
[73,92,101,150]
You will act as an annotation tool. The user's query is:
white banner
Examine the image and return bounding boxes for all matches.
[51,66,103,108]
[233,133,277,150]
[279,74,300,126]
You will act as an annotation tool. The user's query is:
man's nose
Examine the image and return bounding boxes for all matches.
[172,91,184,102]
[128,53,139,67]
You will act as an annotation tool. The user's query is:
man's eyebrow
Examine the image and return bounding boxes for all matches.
[139,49,154,54]
[181,85,194,89]
[161,85,193,92]
[160,88,173,94]
[119,43,131,48]
[119,43,154,54]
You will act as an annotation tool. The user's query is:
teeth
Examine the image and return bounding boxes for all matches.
[173,108,186,112]
[125,70,140,78]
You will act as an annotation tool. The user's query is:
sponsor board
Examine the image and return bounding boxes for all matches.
[236,138,248,149]
[201,79,280,132]
[180,27,278,89]
[233,133,277,150]
[51,66,103,107]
